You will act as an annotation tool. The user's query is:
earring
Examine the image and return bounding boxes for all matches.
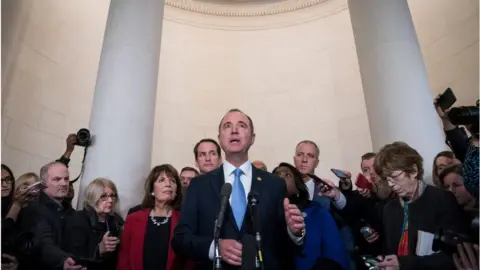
[151,192,154,196]
[296,192,300,198]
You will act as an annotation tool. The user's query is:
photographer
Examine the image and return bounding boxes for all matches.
[434,96,479,201]
[56,134,77,206]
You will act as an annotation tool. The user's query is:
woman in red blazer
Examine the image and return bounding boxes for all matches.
[117,164,193,270]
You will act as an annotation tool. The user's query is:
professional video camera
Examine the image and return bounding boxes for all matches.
[433,214,479,254]
[448,99,479,137]
[436,88,479,138]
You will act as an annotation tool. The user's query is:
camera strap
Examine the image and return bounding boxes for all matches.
[70,146,89,184]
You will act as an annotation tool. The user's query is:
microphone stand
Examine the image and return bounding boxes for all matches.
[213,220,222,270]
[249,193,265,270]
[254,232,265,270]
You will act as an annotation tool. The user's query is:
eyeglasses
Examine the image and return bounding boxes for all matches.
[1,177,13,185]
[100,193,118,201]
[386,171,404,183]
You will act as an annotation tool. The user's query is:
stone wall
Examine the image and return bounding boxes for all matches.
[1,0,478,205]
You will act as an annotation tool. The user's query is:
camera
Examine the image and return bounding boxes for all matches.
[448,100,479,138]
[432,228,473,254]
[75,128,91,147]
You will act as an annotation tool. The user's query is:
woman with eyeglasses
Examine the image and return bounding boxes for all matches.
[374,142,467,270]
[117,164,193,270]
[2,164,15,220]
[273,162,350,270]
[63,178,124,270]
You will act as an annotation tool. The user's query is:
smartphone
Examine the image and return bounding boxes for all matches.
[315,178,332,191]
[361,255,380,270]
[355,173,372,190]
[106,221,120,237]
[24,181,43,191]
[331,169,347,179]
[73,257,102,268]
[436,88,457,111]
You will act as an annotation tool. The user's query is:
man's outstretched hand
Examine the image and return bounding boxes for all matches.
[284,198,305,236]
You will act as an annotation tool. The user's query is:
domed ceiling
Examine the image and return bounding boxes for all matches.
[165,0,329,16]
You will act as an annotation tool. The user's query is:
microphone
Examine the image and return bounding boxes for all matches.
[214,183,232,270]
[248,191,264,270]
[215,183,232,239]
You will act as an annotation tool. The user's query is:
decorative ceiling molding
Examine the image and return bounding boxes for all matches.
[165,0,330,16]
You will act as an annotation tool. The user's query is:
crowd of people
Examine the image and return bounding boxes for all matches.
[1,100,478,270]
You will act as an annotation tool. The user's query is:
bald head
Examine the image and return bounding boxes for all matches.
[252,160,267,171]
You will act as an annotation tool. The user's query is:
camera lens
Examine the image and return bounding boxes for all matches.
[448,106,479,126]
[76,128,90,146]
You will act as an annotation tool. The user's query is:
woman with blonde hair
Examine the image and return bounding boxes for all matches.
[4,172,41,223]
[63,178,124,270]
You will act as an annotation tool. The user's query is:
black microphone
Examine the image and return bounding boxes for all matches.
[248,191,264,269]
[215,183,232,239]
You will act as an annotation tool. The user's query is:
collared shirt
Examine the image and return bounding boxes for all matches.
[306,177,347,210]
[208,160,304,260]
[222,160,252,204]
[305,178,315,200]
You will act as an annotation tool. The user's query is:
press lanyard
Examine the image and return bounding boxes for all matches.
[400,201,408,234]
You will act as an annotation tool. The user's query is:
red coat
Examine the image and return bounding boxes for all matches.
[117,209,193,270]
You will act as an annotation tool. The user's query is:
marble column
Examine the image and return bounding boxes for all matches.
[77,0,164,216]
[348,0,446,183]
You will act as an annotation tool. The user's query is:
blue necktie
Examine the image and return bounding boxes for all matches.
[231,168,246,229]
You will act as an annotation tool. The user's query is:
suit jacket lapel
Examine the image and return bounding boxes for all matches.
[209,166,225,202]
[249,167,267,225]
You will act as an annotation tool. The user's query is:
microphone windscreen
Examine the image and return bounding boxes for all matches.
[221,183,232,197]
[247,191,259,202]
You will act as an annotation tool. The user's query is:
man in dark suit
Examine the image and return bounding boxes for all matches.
[172,109,306,270]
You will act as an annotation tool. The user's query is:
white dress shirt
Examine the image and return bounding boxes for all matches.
[305,178,315,200]
[208,161,304,260]
[305,177,347,209]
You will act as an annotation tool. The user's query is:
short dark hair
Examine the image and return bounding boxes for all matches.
[295,140,320,157]
[272,162,309,210]
[193,139,221,159]
[181,166,199,176]
[360,152,376,168]
[141,164,183,210]
[218,108,254,134]
[438,164,462,186]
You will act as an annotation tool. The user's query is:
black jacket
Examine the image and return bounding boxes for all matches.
[19,192,74,270]
[339,191,390,256]
[382,186,467,270]
[63,206,124,270]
